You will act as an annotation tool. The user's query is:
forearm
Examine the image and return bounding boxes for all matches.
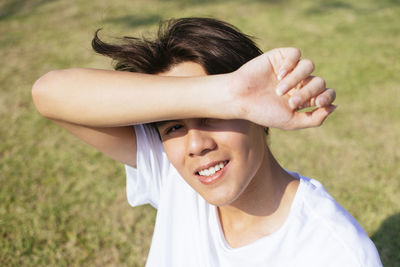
[32,49,336,130]
[32,68,234,127]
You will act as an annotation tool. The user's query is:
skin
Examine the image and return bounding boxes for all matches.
[158,62,300,248]
[32,47,336,248]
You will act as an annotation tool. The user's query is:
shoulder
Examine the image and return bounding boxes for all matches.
[125,124,174,208]
[288,171,382,266]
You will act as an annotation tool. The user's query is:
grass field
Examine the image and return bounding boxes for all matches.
[1,0,399,266]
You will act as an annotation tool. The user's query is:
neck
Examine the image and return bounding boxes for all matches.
[217,146,299,247]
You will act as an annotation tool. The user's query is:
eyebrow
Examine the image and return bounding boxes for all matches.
[154,120,179,128]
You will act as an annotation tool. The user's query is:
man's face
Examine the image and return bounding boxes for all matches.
[157,62,267,206]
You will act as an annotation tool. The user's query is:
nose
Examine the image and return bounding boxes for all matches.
[186,128,217,157]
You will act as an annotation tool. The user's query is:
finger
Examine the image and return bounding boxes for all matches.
[288,76,326,110]
[291,88,336,110]
[315,88,336,107]
[275,47,301,80]
[289,105,337,129]
[276,59,315,96]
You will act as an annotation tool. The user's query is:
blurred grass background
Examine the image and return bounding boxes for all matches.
[0,0,399,266]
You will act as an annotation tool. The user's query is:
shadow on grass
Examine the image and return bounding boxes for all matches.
[305,0,400,15]
[104,14,162,28]
[384,0,400,4]
[104,0,283,28]
[162,0,282,4]
[306,0,353,14]
[0,0,56,21]
[371,213,400,265]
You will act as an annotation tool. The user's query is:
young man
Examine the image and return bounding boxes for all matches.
[32,18,381,266]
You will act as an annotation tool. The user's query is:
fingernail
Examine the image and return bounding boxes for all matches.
[278,69,287,81]
[276,83,287,96]
[289,96,301,109]
[316,99,321,108]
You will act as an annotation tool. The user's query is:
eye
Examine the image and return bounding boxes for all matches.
[165,124,183,135]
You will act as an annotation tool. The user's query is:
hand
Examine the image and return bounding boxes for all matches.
[230,47,336,130]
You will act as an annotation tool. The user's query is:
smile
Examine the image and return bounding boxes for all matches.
[197,161,228,177]
[195,160,229,185]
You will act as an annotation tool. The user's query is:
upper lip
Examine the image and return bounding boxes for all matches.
[193,160,228,175]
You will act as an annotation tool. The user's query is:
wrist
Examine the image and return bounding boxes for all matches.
[224,70,249,121]
[187,73,238,120]
[213,72,243,120]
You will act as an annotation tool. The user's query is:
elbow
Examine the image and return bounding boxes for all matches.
[32,71,56,118]
[31,69,74,118]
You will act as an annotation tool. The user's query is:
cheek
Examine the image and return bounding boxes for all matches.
[225,129,266,175]
[162,139,185,170]
[224,131,264,159]
[246,131,266,166]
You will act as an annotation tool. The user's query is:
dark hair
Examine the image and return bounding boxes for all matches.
[92,17,268,135]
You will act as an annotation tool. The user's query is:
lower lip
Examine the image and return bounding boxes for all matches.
[196,161,229,185]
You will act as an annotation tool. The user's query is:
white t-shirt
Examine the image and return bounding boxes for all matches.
[125,124,382,267]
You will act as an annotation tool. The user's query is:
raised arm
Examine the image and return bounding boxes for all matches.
[32,68,233,127]
[31,66,234,168]
[32,47,335,167]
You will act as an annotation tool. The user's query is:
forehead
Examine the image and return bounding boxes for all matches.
[159,61,207,77]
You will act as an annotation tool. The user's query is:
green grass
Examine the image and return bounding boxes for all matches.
[1,0,399,265]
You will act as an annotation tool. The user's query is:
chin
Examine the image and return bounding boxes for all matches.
[200,187,241,207]
[205,198,230,207]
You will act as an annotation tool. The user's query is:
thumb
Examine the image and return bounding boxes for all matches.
[289,105,337,129]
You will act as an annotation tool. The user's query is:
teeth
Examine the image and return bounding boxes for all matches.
[198,162,226,177]
[209,167,216,175]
